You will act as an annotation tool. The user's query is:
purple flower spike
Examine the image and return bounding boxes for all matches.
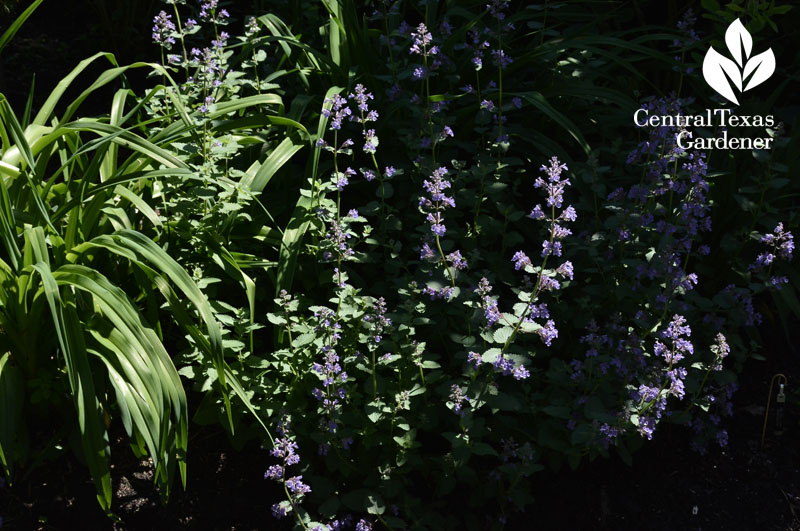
[152,11,176,48]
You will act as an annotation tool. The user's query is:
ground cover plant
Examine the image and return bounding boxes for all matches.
[0,0,798,529]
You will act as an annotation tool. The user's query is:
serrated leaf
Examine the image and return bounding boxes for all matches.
[492,326,514,344]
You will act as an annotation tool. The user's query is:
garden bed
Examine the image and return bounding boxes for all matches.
[0,0,798,530]
[3,339,798,530]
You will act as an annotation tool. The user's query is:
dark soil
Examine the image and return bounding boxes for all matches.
[531,343,800,531]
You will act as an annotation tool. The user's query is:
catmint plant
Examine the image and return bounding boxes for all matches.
[265,417,312,523]
[751,221,794,288]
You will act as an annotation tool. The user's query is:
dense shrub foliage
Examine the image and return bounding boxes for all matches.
[0,0,797,529]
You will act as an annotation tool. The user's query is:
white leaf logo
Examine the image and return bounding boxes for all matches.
[702,18,776,105]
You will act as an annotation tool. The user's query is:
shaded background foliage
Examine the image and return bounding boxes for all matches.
[3,0,795,111]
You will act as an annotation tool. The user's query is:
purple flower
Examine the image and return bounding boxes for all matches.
[752,222,793,278]
[512,251,531,270]
[529,204,545,220]
[768,276,789,288]
[427,213,446,236]
[152,11,176,48]
[513,365,530,380]
[322,94,352,131]
[324,219,354,259]
[245,16,259,36]
[556,261,574,280]
[753,253,774,268]
[199,0,219,21]
[449,384,468,413]
[538,276,561,291]
[655,316,694,364]
[422,285,454,300]
[446,250,468,271]
[541,240,563,258]
[409,23,433,55]
[676,9,700,44]
[286,476,312,495]
[475,277,493,297]
[711,333,729,371]
[349,84,378,121]
[365,297,392,345]
[271,503,289,519]
[211,31,229,48]
[487,0,510,20]
[468,351,483,368]
[600,424,620,445]
[527,303,549,320]
[362,129,378,153]
[420,241,436,260]
[335,167,356,191]
[420,167,454,239]
[388,83,402,101]
[484,297,501,326]
[493,354,515,375]
[492,49,513,68]
[264,465,284,480]
[537,320,558,346]
[534,157,570,208]
[356,520,373,531]
[638,416,656,440]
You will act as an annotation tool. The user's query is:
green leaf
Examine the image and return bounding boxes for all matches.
[377,181,394,199]
[0,0,44,55]
[29,248,112,511]
[33,52,118,126]
[113,185,162,228]
[366,402,382,423]
[516,91,591,155]
[542,405,571,419]
[492,326,514,344]
[74,230,235,434]
[243,136,304,194]
[366,494,385,515]
[584,396,615,423]
[470,442,498,456]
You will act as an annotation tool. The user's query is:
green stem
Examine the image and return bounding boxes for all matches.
[372,350,377,399]
[500,204,557,352]
[172,3,190,81]
[284,482,308,530]
[435,233,455,288]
